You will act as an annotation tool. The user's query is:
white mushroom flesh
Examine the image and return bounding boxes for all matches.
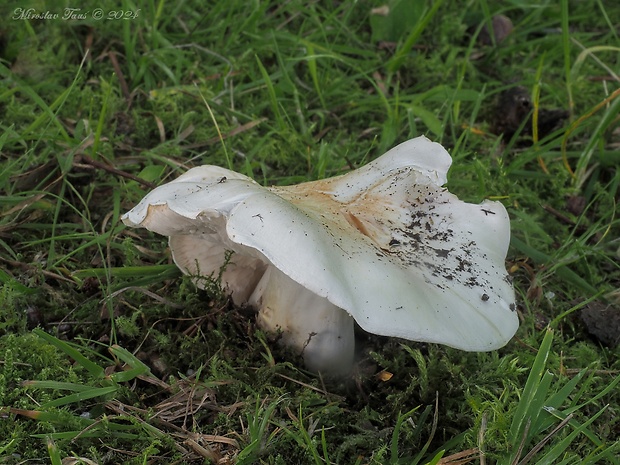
[122,136,518,373]
[249,265,355,373]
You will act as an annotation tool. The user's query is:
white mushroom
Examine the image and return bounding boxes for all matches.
[122,136,518,374]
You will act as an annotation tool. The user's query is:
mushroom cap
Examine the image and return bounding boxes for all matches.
[122,136,518,351]
[122,166,269,304]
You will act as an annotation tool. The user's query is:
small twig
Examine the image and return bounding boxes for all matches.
[75,154,157,189]
[0,256,75,284]
[541,204,577,226]
[108,51,131,106]
[542,204,593,239]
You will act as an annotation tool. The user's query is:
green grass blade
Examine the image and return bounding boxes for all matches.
[0,64,71,142]
[387,0,445,73]
[545,368,588,409]
[41,386,119,408]
[72,265,182,292]
[561,0,573,114]
[510,237,598,295]
[574,93,620,188]
[305,43,326,109]
[390,406,423,463]
[582,443,620,465]
[523,370,554,441]
[46,437,63,465]
[424,450,445,465]
[0,123,12,151]
[33,329,105,379]
[255,55,285,131]
[535,406,607,465]
[22,381,98,392]
[509,327,553,442]
[571,372,620,412]
[0,439,16,454]
[91,78,114,159]
[542,406,605,448]
[33,430,140,440]
[73,265,180,279]
[0,268,37,295]
[108,345,152,381]
[320,428,330,464]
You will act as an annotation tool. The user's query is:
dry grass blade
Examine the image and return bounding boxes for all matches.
[437,448,480,465]
[1,194,48,219]
[108,51,131,105]
[516,414,574,465]
[105,399,240,462]
[105,286,185,309]
[182,118,267,150]
[62,457,99,465]
[275,373,345,401]
[510,419,532,465]
[152,379,219,425]
[478,411,488,465]
[183,437,222,462]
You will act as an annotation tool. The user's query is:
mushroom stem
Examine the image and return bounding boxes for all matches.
[248,265,355,375]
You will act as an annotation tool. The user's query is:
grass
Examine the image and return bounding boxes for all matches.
[1,0,619,463]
